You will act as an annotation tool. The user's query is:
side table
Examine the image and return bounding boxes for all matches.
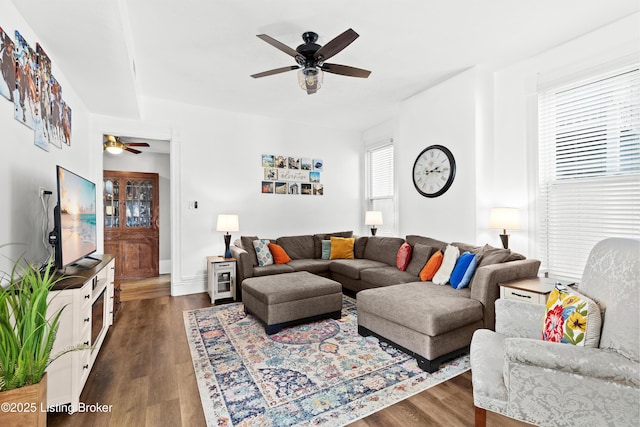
[499,277,556,305]
[206,256,237,303]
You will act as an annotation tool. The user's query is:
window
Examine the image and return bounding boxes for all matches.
[365,142,395,236]
[538,64,640,281]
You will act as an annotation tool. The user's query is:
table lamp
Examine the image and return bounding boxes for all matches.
[216,214,239,258]
[489,207,521,249]
[365,211,383,236]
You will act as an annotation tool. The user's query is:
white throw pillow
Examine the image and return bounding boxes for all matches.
[432,245,460,285]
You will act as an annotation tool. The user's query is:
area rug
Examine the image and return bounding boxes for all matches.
[184,296,470,427]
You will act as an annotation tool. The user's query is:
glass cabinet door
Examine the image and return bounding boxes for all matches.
[217,271,232,293]
[103,179,120,228]
[125,179,154,228]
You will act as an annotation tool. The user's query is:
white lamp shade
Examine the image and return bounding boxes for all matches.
[216,214,239,232]
[489,208,521,231]
[365,211,383,226]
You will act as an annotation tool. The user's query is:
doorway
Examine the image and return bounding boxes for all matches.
[102,134,172,302]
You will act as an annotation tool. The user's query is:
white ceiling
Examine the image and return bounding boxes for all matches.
[12,0,640,132]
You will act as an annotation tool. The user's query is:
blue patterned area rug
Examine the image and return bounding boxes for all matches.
[184,296,470,427]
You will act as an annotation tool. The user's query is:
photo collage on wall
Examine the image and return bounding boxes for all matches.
[0,26,72,151]
[262,154,324,196]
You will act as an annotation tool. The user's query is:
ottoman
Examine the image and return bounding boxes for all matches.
[242,271,343,334]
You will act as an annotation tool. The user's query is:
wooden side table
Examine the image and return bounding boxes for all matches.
[207,256,237,303]
[499,277,556,305]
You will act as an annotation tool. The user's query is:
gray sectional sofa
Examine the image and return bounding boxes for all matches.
[230,231,540,371]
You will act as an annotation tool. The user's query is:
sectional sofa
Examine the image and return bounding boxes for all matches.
[230,232,540,371]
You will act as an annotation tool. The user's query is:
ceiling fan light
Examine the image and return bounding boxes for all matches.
[298,67,323,91]
[104,139,124,154]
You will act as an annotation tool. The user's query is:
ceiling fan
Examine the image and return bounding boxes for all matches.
[103,135,150,155]
[251,28,371,95]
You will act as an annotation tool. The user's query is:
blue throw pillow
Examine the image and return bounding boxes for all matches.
[449,252,477,289]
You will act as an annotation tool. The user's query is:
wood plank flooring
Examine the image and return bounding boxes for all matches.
[47,276,530,427]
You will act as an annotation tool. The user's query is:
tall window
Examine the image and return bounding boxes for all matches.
[538,64,640,280]
[365,142,395,236]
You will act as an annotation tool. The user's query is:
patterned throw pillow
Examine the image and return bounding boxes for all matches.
[268,243,291,264]
[252,239,274,266]
[396,242,412,271]
[542,285,602,347]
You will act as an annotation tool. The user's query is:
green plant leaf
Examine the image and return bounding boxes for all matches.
[0,253,78,391]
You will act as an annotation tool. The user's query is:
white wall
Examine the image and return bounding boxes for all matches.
[96,97,362,295]
[363,14,638,258]
[396,67,492,243]
[103,151,171,274]
[492,13,640,258]
[0,1,99,273]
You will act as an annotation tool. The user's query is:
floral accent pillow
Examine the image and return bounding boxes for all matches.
[542,285,602,347]
[253,239,274,266]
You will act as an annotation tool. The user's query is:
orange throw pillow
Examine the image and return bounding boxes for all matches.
[420,250,443,281]
[268,243,291,264]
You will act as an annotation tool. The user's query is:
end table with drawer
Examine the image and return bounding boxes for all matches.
[206,256,237,303]
[499,277,557,305]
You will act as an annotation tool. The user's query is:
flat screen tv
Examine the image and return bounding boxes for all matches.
[53,165,97,269]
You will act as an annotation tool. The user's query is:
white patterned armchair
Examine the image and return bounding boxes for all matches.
[470,238,640,426]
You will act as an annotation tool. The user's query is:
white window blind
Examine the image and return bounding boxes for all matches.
[538,64,640,281]
[366,143,395,236]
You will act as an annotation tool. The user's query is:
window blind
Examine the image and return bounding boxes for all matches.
[538,64,640,280]
[366,143,395,236]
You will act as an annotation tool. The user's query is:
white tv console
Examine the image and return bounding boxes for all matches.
[46,255,115,411]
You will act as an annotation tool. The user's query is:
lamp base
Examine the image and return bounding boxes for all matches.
[224,233,232,259]
[370,226,377,236]
[499,234,509,249]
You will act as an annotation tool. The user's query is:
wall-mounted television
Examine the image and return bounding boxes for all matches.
[53,165,97,269]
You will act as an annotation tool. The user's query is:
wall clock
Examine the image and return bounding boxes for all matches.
[412,145,456,198]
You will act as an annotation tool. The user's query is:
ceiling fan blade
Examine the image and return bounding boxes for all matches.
[125,147,142,154]
[314,28,359,61]
[256,34,300,58]
[321,63,371,78]
[123,142,150,147]
[251,66,299,79]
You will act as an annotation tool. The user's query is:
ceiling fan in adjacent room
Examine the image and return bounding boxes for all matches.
[251,28,371,95]
[103,135,150,155]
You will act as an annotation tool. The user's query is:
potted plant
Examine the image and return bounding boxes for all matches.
[0,254,81,426]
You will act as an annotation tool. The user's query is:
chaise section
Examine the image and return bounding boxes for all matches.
[358,281,484,372]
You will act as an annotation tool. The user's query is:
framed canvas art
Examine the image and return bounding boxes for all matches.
[14,31,39,133]
[0,26,15,102]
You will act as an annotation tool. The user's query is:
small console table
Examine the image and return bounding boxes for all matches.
[207,256,236,303]
[47,255,115,411]
[499,277,556,306]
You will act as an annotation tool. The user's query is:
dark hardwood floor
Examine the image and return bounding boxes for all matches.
[48,277,530,427]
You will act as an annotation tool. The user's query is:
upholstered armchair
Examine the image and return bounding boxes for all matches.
[470,238,640,426]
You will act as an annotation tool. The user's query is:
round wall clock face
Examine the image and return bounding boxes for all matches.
[412,145,456,198]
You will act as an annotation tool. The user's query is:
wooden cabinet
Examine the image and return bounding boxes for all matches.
[103,171,159,280]
[47,255,115,411]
